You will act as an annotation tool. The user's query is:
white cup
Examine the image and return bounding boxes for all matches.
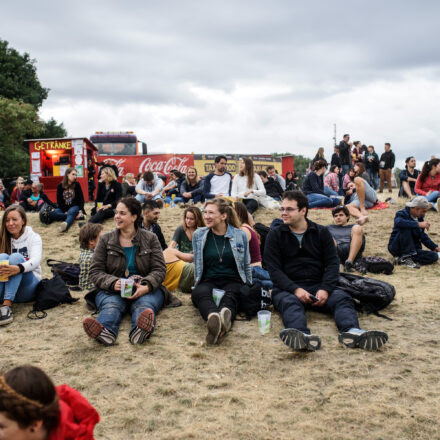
[212,288,225,307]
[257,310,271,335]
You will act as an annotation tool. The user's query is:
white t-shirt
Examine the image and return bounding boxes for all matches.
[210,174,231,196]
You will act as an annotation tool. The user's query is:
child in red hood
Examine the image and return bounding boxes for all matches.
[0,365,99,440]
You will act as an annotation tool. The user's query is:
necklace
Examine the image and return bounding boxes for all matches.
[212,232,226,263]
[125,246,136,277]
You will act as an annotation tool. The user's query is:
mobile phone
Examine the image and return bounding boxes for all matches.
[309,294,318,303]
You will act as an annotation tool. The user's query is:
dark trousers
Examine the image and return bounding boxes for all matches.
[191,279,243,322]
[89,207,115,224]
[243,198,259,214]
[272,285,359,334]
[388,229,438,265]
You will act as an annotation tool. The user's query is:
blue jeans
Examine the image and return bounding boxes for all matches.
[251,265,273,289]
[0,253,40,303]
[183,193,203,203]
[49,206,80,229]
[324,186,339,197]
[367,169,379,190]
[135,194,163,203]
[165,196,184,204]
[425,191,439,204]
[307,193,341,208]
[95,289,164,337]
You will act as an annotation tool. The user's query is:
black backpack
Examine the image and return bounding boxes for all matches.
[238,284,272,320]
[39,202,55,225]
[28,275,79,319]
[354,256,394,275]
[337,273,396,320]
[254,222,270,267]
[47,259,81,290]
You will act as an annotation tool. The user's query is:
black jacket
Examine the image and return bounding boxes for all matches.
[331,153,341,168]
[142,222,167,250]
[95,180,122,209]
[379,150,395,169]
[264,177,284,199]
[19,190,56,212]
[338,141,351,166]
[264,219,340,294]
[302,172,325,195]
[56,181,85,213]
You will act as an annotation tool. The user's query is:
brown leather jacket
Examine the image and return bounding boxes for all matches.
[89,228,166,293]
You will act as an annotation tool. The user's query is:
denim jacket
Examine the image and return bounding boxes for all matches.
[193,225,252,286]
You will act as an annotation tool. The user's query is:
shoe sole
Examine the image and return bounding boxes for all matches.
[206,313,221,345]
[280,328,321,351]
[83,317,103,339]
[58,223,68,232]
[339,330,388,350]
[0,316,13,326]
[130,308,155,345]
[220,308,232,333]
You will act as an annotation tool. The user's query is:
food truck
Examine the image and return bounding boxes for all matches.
[26,137,98,202]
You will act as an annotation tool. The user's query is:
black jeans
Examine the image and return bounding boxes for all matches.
[191,278,243,322]
[243,198,259,214]
[89,207,115,224]
[272,284,359,334]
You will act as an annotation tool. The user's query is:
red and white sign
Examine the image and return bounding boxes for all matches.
[99,154,194,177]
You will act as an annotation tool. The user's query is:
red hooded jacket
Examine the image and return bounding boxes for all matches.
[48,385,100,440]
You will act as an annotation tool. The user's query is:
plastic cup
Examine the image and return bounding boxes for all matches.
[97,202,103,209]
[212,288,225,307]
[257,310,271,335]
[120,278,134,298]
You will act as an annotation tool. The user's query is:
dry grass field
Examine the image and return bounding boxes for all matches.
[1,190,440,439]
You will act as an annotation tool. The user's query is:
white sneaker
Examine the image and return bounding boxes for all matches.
[58,222,68,232]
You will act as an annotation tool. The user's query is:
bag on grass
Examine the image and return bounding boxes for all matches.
[337,272,395,320]
[39,202,55,225]
[27,275,79,319]
[47,259,81,289]
[238,284,272,320]
[354,256,394,275]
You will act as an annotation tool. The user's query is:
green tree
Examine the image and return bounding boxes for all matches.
[0,97,43,178]
[40,117,67,138]
[272,152,312,186]
[0,40,49,109]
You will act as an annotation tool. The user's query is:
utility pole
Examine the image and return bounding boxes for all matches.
[333,124,337,146]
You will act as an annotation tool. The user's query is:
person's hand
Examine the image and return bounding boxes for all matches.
[75,211,83,220]
[215,193,224,197]
[127,283,150,300]
[426,191,432,195]
[419,221,430,230]
[145,193,153,199]
[312,290,329,307]
[434,247,440,252]
[294,287,312,304]
[0,265,20,277]
[114,279,122,291]
[183,192,191,199]
[244,191,253,197]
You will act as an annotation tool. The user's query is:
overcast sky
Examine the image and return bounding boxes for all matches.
[2,1,440,165]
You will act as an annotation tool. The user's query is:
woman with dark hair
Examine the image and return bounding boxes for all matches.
[399,156,420,198]
[10,177,25,205]
[83,197,169,346]
[192,198,251,344]
[0,179,10,210]
[163,169,185,204]
[89,167,122,224]
[180,166,204,203]
[324,165,340,196]
[285,171,298,190]
[0,206,42,326]
[415,159,440,209]
[170,206,205,254]
[231,157,266,214]
[49,167,86,232]
[302,160,341,208]
[0,365,100,439]
[234,202,272,289]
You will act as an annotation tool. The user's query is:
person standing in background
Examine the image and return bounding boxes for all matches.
[338,134,352,177]
[379,143,395,193]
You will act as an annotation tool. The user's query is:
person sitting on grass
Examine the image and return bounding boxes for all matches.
[20,182,55,212]
[388,196,440,269]
[180,166,204,203]
[326,205,365,273]
[414,158,440,211]
[83,197,168,346]
[135,171,164,206]
[162,169,186,204]
[121,172,137,197]
[89,167,122,224]
[141,200,167,250]
[0,365,100,439]
[9,177,25,205]
[257,170,284,200]
[191,198,251,345]
[170,206,204,254]
[78,223,104,291]
[345,162,379,225]
[0,179,10,210]
[162,247,194,293]
[264,190,388,352]
[399,156,419,198]
[302,160,341,208]
[0,206,42,326]
[324,164,340,196]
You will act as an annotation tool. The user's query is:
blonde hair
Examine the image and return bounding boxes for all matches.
[185,166,200,184]
[102,167,117,182]
[204,198,240,228]
[124,173,134,183]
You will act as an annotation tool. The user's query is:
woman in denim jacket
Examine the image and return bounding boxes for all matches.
[192,198,251,345]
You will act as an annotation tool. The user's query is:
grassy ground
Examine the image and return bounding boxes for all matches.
[1,190,440,439]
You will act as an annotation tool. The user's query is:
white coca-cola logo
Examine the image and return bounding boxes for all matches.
[103,158,126,176]
[139,156,189,175]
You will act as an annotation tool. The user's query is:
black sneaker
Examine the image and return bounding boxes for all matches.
[0,305,13,326]
[280,328,321,351]
[399,257,420,269]
[344,260,355,272]
[339,330,388,350]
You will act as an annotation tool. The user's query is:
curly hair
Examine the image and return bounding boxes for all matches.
[0,366,59,431]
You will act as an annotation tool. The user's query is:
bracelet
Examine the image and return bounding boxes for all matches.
[17,264,25,273]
